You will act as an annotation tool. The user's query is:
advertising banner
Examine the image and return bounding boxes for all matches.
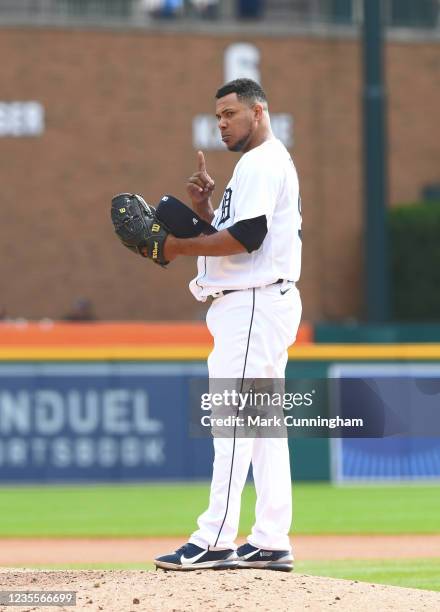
[0,363,211,482]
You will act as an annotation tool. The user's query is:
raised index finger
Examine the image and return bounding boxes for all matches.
[197,150,206,173]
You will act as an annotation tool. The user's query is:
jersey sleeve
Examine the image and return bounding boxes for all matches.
[232,151,283,228]
[227,215,268,253]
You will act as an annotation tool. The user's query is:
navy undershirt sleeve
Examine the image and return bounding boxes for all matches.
[227,215,268,253]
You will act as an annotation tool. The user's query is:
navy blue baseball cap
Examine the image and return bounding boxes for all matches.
[156,195,217,238]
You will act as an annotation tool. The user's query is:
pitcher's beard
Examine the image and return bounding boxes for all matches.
[228,130,253,152]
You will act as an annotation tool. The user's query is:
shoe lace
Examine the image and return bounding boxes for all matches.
[175,544,191,556]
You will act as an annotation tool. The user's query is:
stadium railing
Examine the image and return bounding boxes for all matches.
[0,0,438,32]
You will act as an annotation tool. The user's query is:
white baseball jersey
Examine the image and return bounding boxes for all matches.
[189,138,302,301]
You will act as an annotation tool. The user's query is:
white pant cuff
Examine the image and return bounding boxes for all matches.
[189,535,236,551]
[247,537,292,553]
[188,536,208,550]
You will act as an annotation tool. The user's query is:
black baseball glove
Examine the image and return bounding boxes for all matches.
[111,193,170,267]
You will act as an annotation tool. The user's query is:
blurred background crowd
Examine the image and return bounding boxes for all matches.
[0,0,438,26]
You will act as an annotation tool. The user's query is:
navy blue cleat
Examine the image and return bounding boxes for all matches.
[236,543,293,572]
[154,543,238,571]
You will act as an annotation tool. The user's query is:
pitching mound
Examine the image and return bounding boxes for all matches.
[1,569,440,611]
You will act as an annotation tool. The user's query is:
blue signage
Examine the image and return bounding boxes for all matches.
[0,364,212,483]
[330,364,440,481]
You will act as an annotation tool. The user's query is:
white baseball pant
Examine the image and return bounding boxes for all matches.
[189,281,302,551]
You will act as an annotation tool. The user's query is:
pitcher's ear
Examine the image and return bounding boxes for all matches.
[253,102,264,120]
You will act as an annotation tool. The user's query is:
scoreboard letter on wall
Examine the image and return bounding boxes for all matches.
[0,102,44,137]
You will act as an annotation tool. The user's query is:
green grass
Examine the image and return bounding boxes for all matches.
[16,559,440,592]
[0,483,438,537]
[297,558,440,592]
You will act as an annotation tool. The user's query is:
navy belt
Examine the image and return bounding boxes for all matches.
[215,279,289,298]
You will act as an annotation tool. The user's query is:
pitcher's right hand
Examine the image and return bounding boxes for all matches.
[186,150,215,206]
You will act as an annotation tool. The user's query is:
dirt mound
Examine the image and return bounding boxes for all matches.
[1,569,439,612]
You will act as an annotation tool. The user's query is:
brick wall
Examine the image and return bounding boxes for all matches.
[0,28,438,322]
